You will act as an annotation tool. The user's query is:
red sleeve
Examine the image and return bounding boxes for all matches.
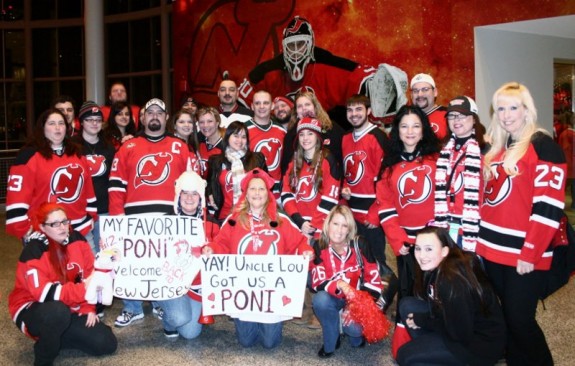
[208,219,233,254]
[317,158,341,216]
[280,163,298,216]
[282,218,313,255]
[108,147,127,215]
[6,157,36,238]
[521,142,566,264]
[376,176,409,256]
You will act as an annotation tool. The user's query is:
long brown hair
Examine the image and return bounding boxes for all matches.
[26,109,82,159]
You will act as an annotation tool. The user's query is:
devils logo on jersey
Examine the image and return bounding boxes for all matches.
[254,138,282,172]
[135,153,173,188]
[66,262,83,283]
[237,229,280,254]
[296,175,317,202]
[398,165,433,208]
[344,151,367,186]
[86,154,107,177]
[224,170,234,193]
[50,164,85,203]
[484,163,513,206]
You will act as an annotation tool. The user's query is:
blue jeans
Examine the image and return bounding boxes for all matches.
[157,295,202,339]
[312,291,363,352]
[397,296,462,365]
[122,299,143,314]
[233,319,283,349]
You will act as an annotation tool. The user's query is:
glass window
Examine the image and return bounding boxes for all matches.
[105,0,161,15]
[33,80,84,122]
[0,82,26,149]
[106,22,130,74]
[33,27,83,78]
[31,0,82,20]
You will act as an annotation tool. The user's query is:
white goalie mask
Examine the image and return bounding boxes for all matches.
[282,16,315,82]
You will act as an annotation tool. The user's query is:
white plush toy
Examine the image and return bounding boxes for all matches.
[85,247,120,306]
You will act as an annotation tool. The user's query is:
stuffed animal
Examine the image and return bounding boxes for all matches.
[85,247,120,306]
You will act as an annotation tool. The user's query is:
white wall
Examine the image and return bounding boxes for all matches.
[475,25,575,133]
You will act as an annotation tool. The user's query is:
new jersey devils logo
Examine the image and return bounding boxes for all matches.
[296,175,317,202]
[135,153,173,188]
[344,151,367,186]
[238,229,280,254]
[398,165,433,208]
[66,262,83,283]
[86,155,107,177]
[224,170,234,193]
[451,171,464,196]
[484,163,513,206]
[430,122,440,134]
[254,138,282,172]
[50,164,85,203]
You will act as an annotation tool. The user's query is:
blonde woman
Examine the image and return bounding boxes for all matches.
[476,82,566,365]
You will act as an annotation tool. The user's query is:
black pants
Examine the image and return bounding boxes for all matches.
[483,260,553,366]
[17,301,117,366]
[356,221,388,266]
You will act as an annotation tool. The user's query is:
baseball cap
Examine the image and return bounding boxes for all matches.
[410,73,436,89]
[273,96,294,109]
[145,98,167,112]
[446,96,478,116]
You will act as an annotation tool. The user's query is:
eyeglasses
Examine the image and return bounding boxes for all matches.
[446,113,470,121]
[43,219,70,228]
[411,87,434,94]
[84,118,103,124]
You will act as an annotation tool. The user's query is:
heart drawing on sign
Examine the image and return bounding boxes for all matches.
[282,295,291,306]
[208,293,215,301]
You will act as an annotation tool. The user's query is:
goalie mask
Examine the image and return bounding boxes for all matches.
[282,16,315,82]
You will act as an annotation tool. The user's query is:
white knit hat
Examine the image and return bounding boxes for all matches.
[173,171,207,214]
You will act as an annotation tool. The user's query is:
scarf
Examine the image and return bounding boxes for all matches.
[225,146,247,205]
[435,134,481,251]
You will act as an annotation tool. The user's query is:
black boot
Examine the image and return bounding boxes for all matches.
[378,262,398,314]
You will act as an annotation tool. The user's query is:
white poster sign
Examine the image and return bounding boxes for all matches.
[201,254,307,319]
[100,215,205,301]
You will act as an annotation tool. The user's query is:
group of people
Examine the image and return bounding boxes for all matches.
[5,74,566,366]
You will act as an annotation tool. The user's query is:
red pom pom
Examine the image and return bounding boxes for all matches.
[344,288,391,343]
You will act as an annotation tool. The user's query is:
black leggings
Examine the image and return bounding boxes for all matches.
[16,301,117,366]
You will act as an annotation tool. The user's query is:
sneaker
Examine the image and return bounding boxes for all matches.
[96,303,105,319]
[115,311,144,327]
[164,329,179,338]
[153,306,164,320]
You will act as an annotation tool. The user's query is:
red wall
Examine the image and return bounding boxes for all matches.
[173,0,575,109]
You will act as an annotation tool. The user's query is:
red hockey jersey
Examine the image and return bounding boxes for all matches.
[427,106,448,141]
[477,134,566,270]
[281,153,341,236]
[108,135,195,215]
[9,231,95,327]
[196,138,223,179]
[311,241,383,299]
[376,156,437,255]
[209,212,312,255]
[6,148,97,238]
[342,123,387,225]
[246,120,286,187]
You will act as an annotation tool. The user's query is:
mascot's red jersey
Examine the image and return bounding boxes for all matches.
[109,135,196,215]
[376,155,437,255]
[6,148,97,238]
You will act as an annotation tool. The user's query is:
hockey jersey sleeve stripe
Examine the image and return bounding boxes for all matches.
[479,222,525,251]
[480,220,526,238]
[378,208,398,223]
[531,213,561,229]
[40,283,60,302]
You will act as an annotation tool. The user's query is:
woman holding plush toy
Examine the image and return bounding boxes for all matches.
[8,202,117,366]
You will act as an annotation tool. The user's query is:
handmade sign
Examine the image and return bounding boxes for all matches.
[201,255,307,318]
[100,215,206,301]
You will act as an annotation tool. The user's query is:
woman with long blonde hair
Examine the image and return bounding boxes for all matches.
[476,82,566,365]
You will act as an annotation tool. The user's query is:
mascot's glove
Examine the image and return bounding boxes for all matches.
[25,231,49,246]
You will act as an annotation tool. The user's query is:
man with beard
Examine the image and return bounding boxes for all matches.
[272,96,293,129]
[246,91,286,197]
[109,98,197,327]
[341,94,397,312]
[218,79,253,128]
[410,73,447,140]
